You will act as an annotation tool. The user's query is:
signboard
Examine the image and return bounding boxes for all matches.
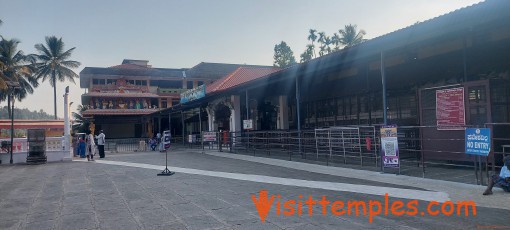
[163,130,171,149]
[243,119,253,130]
[203,132,217,142]
[380,125,400,168]
[436,87,465,130]
[465,128,491,156]
[180,85,206,104]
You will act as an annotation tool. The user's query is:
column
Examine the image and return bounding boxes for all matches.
[230,95,241,132]
[278,95,289,130]
[206,106,215,131]
[63,87,72,160]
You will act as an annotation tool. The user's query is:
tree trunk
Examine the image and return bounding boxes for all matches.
[53,74,57,120]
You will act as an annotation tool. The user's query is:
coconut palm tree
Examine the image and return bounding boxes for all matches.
[32,36,80,119]
[0,38,39,118]
[338,24,366,48]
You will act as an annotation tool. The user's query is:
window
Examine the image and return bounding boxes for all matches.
[93,79,105,85]
[153,80,182,88]
[187,81,193,89]
[107,79,117,85]
[161,99,168,109]
[198,81,204,86]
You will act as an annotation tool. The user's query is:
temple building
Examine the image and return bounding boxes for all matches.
[79,59,271,138]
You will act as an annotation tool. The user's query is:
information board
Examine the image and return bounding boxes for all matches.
[243,119,253,130]
[465,128,491,156]
[203,132,217,142]
[380,125,400,168]
[436,87,465,130]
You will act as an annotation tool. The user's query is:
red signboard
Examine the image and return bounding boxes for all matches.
[436,87,465,130]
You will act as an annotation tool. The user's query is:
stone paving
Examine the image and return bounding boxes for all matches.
[0,148,509,230]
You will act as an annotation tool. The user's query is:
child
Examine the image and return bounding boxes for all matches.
[483,156,510,195]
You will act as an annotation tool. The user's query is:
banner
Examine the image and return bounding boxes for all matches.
[436,87,465,130]
[163,130,171,149]
[380,125,400,168]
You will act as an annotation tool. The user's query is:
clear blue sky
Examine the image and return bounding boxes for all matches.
[0,0,482,116]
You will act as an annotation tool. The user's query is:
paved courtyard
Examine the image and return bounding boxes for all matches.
[0,147,509,230]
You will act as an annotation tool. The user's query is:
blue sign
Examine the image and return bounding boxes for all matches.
[465,128,491,156]
[180,85,206,104]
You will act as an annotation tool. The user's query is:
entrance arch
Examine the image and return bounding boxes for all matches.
[215,103,231,131]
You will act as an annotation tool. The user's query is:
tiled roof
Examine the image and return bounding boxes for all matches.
[82,109,159,116]
[82,92,160,98]
[0,120,64,129]
[185,62,273,81]
[206,67,281,93]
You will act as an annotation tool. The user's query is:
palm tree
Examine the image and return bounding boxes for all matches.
[300,44,314,63]
[331,33,342,50]
[32,36,80,119]
[307,29,318,58]
[72,104,90,133]
[0,38,39,118]
[338,24,367,48]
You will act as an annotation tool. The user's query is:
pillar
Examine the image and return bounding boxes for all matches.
[230,95,241,132]
[277,95,289,130]
[206,106,215,131]
[63,87,72,160]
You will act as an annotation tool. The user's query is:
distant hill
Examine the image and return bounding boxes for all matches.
[0,106,56,120]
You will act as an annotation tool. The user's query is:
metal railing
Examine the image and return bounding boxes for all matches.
[188,123,509,185]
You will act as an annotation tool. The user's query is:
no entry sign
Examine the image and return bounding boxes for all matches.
[465,128,490,156]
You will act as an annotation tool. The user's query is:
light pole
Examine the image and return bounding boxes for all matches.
[6,81,21,164]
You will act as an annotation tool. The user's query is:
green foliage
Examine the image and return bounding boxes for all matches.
[299,24,367,61]
[337,24,367,48]
[0,106,53,119]
[32,36,80,119]
[300,44,314,63]
[72,104,90,134]
[273,41,296,68]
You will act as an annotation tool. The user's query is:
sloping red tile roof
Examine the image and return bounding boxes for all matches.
[0,120,64,129]
[82,92,160,98]
[82,109,159,116]
[206,67,281,94]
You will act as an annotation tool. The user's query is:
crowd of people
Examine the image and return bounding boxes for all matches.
[75,130,106,161]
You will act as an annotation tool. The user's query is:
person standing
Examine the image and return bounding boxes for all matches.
[156,133,161,145]
[86,131,95,161]
[79,137,86,158]
[95,130,106,158]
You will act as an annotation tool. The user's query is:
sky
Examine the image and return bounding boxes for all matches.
[0,0,483,117]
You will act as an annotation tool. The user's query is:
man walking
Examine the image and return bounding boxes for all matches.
[96,130,106,158]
